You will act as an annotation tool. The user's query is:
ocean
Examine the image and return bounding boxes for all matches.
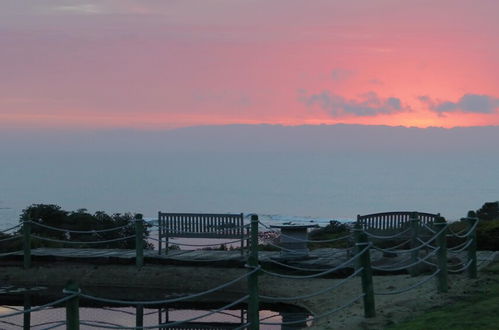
[1,149,497,230]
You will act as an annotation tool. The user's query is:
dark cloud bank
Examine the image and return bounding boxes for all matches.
[420,94,499,114]
[300,91,407,117]
[1,124,498,154]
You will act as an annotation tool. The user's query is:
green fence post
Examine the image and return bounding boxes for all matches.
[409,212,420,277]
[23,219,31,269]
[23,293,31,330]
[136,304,144,329]
[65,281,80,330]
[434,216,448,293]
[135,214,144,268]
[466,211,478,279]
[247,214,260,330]
[355,230,375,318]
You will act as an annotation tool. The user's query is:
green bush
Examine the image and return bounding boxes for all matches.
[308,220,351,249]
[0,204,154,251]
[476,220,499,251]
[477,201,499,221]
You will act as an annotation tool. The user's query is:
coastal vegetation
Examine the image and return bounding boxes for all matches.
[0,204,152,251]
[308,220,351,249]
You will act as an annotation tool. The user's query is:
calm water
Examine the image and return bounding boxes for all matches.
[0,287,310,329]
[1,150,498,229]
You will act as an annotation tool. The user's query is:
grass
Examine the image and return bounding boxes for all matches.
[388,263,499,330]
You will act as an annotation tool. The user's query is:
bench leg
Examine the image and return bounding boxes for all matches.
[158,234,162,255]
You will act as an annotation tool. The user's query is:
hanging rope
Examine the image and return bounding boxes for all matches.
[31,234,136,245]
[0,223,22,233]
[0,293,79,319]
[260,267,363,302]
[260,293,364,326]
[71,267,259,305]
[447,239,473,253]
[362,227,412,240]
[374,269,440,295]
[372,247,439,272]
[448,259,473,273]
[28,221,131,234]
[260,244,369,279]
[446,220,478,239]
[0,235,22,243]
[0,250,23,257]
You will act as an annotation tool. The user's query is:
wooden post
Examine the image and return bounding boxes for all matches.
[434,216,448,293]
[355,230,375,318]
[158,211,162,255]
[23,293,31,330]
[409,212,420,276]
[466,211,478,279]
[23,219,31,269]
[247,214,260,330]
[135,214,144,268]
[136,304,144,329]
[65,281,80,330]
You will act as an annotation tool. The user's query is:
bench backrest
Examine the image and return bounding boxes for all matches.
[357,211,440,231]
[158,212,245,239]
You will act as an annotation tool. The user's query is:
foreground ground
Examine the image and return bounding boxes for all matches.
[387,262,499,330]
[1,251,496,329]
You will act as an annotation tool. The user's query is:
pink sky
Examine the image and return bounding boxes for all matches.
[1,0,498,130]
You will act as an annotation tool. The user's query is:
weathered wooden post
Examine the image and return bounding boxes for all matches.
[135,214,144,268]
[247,214,260,330]
[466,211,478,279]
[23,218,31,269]
[136,304,144,329]
[23,293,31,330]
[355,229,375,318]
[434,216,448,293]
[65,281,80,330]
[409,212,420,276]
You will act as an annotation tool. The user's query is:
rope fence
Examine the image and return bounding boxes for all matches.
[0,211,483,329]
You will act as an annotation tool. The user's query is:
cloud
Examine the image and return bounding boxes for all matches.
[368,78,383,86]
[52,4,103,14]
[331,68,353,82]
[300,90,408,117]
[420,94,499,114]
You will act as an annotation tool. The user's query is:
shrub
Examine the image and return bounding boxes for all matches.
[10,204,153,250]
[477,201,499,221]
[476,220,499,251]
[308,220,352,249]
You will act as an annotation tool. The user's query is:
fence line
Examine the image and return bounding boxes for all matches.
[0,211,482,329]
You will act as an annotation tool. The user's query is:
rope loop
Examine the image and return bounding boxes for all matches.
[77,268,259,305]
[31,234,136,244]
[260,244,369,279]
[28,221,131,234]
[374,269,440,295]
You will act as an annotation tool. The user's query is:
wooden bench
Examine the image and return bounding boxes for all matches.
[357,211,440,239]
[357,211,440,244]
[157,212,249,255]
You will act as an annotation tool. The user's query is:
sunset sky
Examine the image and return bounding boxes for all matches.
[1,0,498,130]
